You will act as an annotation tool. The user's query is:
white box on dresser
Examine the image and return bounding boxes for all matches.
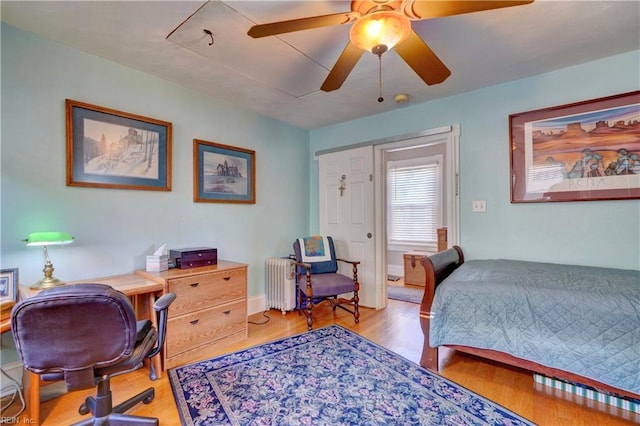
[136,259,248,370]
[146,254,169,272]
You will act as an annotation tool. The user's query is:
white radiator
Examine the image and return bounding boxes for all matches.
[265,258,296,313]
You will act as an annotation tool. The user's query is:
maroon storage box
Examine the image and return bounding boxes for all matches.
[170,247,217,269]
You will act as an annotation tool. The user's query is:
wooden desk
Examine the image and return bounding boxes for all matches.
[0,318,9,334]
[1,300,16,333]
[17,274,164,425]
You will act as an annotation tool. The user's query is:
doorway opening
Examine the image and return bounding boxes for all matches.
[373,125,459,308]
[315,125,459,309]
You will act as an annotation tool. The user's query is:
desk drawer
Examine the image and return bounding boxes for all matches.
[166,299,246,358]
[168,268,246,316]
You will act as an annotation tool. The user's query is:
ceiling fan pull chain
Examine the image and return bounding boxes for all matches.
[377,53,384,103]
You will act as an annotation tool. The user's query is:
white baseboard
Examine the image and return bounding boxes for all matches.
[388,264,403,277]
[247,294,266,316]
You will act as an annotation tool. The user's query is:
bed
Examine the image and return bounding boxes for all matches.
[418,246,640,400]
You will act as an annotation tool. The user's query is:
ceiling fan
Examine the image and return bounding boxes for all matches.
[248,0,534,94]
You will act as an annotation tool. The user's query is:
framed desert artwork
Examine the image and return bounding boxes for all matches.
[66,99,172,191]
[193,139,255,204]
[510,91,640,203]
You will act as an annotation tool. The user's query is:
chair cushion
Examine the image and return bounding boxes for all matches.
[293,236,338,274]
[97,327,158,377]
[64,367,95,391]
[136,320,152,343]
[298,272,355,297]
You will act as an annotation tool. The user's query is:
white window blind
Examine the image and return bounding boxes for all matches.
[387,156,442,246]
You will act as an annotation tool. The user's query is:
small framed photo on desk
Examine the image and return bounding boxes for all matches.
[0,268,18,303]
[1,268,18,319]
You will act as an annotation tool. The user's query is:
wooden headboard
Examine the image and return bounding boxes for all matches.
[418,245,464,370]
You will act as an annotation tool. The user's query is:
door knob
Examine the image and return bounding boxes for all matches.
[367,233,372,238]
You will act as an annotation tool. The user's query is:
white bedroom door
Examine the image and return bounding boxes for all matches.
[318,146,376,307]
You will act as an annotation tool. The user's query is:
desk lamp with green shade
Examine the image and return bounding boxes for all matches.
[24,231,74,289]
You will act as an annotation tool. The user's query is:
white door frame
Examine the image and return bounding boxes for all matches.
[373,125,460,309]
[315,125,460,310]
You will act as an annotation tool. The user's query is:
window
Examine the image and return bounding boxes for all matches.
[387,155,442,249]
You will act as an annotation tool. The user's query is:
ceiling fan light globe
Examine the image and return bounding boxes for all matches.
[350,11,411,53]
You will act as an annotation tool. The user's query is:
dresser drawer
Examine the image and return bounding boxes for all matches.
[166,299,246,358]
[134,261,248,372]
[168,268,246,316]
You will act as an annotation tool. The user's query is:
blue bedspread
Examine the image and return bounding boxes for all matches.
[430,259,640,395]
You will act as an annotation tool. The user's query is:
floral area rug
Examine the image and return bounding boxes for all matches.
[169,325,534,425]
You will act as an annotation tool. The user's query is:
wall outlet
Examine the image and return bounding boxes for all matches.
[472,200,487,212]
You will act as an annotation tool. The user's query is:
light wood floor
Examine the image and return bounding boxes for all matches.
[4,298,639,425]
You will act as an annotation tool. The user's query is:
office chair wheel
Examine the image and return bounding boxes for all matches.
[143,388,155,404]
[79,403,89,416]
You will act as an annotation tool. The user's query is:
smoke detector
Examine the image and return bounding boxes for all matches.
[394,93,409,104]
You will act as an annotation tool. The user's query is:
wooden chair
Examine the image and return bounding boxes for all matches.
[292,236,360,330]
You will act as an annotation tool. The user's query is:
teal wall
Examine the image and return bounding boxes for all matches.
[1,21,639,369]
[2,21,639,308]
[1,24,310,296]
[310,51,640,270]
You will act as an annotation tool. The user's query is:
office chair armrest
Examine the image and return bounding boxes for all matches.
[154,292,176,312]
[146,293,176,360]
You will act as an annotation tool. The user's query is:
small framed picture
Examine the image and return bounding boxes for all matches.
[66,99,172,191]
[0,268,18,303]
[193,139,256,204]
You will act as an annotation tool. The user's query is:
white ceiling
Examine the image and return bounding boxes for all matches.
[2,1,639,129]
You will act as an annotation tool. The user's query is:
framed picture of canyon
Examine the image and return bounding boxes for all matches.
[510,91,640,203]
[66,99,172,191]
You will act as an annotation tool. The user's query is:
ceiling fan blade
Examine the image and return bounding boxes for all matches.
[394,30,451,85]
[248,12,355,38]
[321,42,365,92]
[408,1,534,20]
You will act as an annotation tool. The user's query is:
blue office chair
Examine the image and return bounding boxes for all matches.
[292,236,360,330]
